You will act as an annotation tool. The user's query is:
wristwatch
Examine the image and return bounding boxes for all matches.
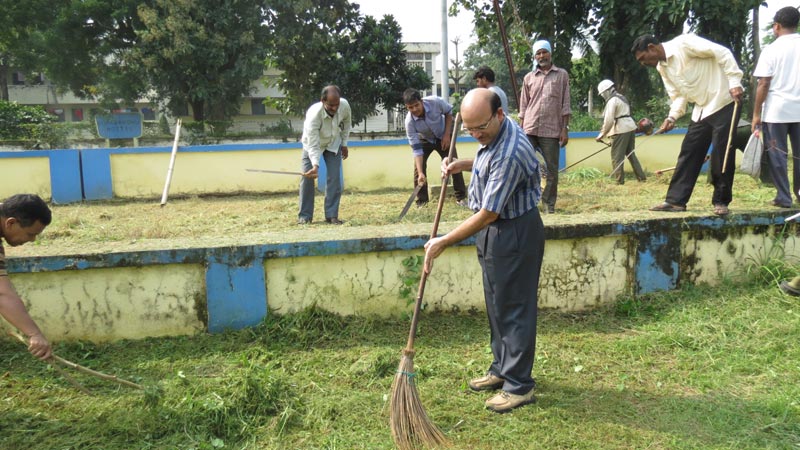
[563,125,569,130]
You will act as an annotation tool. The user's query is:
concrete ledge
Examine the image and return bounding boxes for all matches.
[5,210,799,342]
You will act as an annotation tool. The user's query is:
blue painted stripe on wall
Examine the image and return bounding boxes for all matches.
[81,149,113,200]
[0,150,51,158]
[205,254,267,333]
[7,212,790,274]
[49,150,83,204]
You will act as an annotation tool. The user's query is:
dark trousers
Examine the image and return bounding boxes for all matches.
[764,122,800,206]
[665,102,740,207]
[476,208,545,395]
[527,136,560,209]
[610,131,646,184]
[413,139,467,204]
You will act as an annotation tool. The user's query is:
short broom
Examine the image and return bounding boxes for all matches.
[389,113,462,449]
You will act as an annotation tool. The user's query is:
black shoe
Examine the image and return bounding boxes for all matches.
[297,217,312,225]
[325,217,344,225]
[547,205,555,214]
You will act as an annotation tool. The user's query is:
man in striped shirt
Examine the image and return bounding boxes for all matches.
[424,88,545,413]
[0,194,52,360]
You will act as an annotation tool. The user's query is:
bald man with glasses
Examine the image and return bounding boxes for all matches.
[424,88,545,413]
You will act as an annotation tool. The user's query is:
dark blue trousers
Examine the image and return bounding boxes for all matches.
[476,208,545,395]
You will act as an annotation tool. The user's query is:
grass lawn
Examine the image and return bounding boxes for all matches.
[0,167,798,449]
[0,278,798,449]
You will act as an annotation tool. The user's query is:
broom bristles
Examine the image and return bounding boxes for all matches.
[389,350,448,449]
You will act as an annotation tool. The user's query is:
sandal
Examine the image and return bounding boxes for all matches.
[649,202,686,212]
[713,204,729,216]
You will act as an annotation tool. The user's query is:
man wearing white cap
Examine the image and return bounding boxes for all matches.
[596,79,646,184]
[519,39,571,214]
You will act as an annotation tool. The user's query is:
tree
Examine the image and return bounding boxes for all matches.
[266,1,430,125]
[0,0,55,100]
[33,0,144,105]
[133,0,273,121]
[462,38,529,111]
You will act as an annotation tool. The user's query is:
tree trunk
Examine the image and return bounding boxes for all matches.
[191,100,205,121]
[0,59,9,101]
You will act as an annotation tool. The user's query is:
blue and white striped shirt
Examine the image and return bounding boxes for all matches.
[405,96,453,156]
[469,117,541,219]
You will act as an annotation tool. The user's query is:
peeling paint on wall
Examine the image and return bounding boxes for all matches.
[10,264,205,342]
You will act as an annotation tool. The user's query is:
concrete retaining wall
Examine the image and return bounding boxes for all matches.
[5,212,797,342]
[1,130,710,204]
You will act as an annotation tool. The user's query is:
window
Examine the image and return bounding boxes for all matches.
[142,107,156,121]
[49,109,65,122]
[71,108,84,122]
[251,98,266,115]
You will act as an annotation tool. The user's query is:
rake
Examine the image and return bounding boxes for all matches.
[389,114,462,450]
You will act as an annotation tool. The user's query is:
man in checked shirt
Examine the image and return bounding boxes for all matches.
[519,39,571,214]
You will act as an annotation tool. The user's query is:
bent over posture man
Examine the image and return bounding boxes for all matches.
[0,194,52,360]
[403,88,468,207]
[632,34,743,215]
[298,85,352,225]
[424,88,545,413]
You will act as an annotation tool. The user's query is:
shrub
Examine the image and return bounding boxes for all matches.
[0,101,55,140]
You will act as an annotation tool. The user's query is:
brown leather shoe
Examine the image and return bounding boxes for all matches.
[485,389,536,413]
[780,279,800,297]
[468,373,505,391]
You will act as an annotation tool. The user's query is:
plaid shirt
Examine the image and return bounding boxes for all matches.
[469,117,541,219]
[519,65,571,138]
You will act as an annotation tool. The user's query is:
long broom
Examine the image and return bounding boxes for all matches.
[389,113,462,450]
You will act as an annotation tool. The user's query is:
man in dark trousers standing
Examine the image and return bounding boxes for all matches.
[424,88,544,413]
[632,34,743,215]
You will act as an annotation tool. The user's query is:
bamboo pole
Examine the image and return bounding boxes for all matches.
[160,118,182,207]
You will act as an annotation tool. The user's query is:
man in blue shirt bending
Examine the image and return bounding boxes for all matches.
[424,88,545,413]
[403,88,467,207]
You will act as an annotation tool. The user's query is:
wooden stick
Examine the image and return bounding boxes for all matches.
[722,101,740,173]
[51,354,144,390]
[160,118,182,207]
[10,332,144,391]
[49,361,92,395]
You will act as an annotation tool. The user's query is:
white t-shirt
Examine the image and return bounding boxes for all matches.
[488,85,509,114]
[753,33,800,123]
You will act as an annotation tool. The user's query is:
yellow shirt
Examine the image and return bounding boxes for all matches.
[657,34,743,122]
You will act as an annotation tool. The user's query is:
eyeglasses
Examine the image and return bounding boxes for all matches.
[462,114,496,132]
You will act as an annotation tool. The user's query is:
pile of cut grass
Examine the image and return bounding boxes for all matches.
[1,274,798,449]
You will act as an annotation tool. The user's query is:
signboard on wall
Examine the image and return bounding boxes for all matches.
[95,113,143,139]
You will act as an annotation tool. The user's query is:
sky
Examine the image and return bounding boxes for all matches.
[353,0,799,67]
[352,0,477,69]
